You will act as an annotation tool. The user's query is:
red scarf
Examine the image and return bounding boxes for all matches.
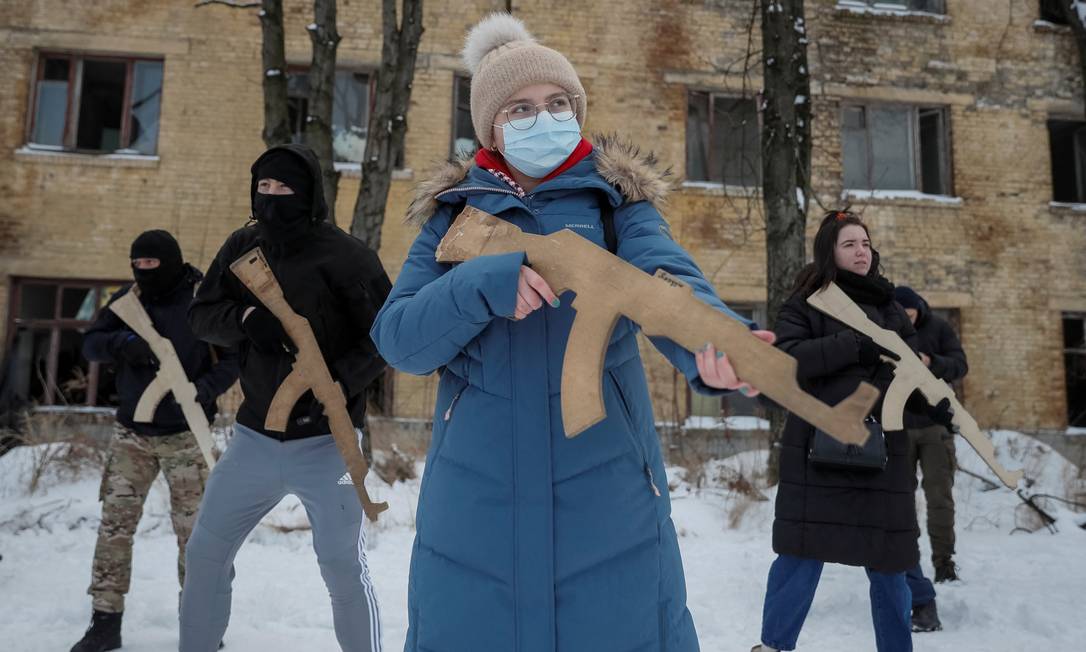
[474,137,594,184]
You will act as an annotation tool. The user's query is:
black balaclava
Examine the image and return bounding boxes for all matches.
[130,230,185,299]
[251,149,315,247]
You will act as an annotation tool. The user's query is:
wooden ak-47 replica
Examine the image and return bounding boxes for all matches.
[807,283,1024,489]
[435,206,879,445]
[230,248,389,522]
[108,290,218,469]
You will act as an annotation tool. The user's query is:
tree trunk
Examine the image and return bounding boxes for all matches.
[259,0,291,147]
[349,0,424,250]
[761,0,812,485]
[305,0,341,222]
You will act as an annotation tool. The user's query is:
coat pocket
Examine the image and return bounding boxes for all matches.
[608,369,661,497]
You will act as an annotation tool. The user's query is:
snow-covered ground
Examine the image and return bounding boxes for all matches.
[1,430,1083,651]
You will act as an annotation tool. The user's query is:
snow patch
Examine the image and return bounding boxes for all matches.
[846,188,963,204]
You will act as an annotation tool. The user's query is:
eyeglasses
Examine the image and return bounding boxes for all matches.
[494,94,580,131]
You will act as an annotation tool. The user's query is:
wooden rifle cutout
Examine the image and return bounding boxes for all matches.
[807,282,1024,489]
[435,206,879,445]
[230,247,389,521]
[108,289,217,469]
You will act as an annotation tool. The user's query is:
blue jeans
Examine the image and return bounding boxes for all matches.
[905,564,936,607]
[760,554,912,652]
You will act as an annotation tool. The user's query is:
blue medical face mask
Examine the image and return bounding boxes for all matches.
[498,110,581,179]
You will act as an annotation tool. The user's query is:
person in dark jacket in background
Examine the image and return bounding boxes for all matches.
[73,230,239,652]
[751,212,954,652]
[180,144,391,652]
[894,285,969,633]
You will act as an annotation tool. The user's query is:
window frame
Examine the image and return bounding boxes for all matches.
[5,277,127,407]
[26,51,165,155]
[685,303,769,421]
[1063,312,1086,428]
[841,101,954,196]
[685,89,763,188]
[1047,117,1086,204]
[839,0,946,13]
[285,65,376,164]
[449,73,477,160]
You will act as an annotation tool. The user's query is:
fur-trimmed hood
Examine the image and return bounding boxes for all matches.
[405,134,673,226]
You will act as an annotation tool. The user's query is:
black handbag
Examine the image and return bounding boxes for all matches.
[808,416,887,471]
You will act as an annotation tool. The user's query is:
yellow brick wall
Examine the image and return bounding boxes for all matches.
[1,1,1083,430]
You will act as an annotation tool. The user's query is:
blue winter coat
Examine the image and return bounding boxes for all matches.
[371,137,751,652]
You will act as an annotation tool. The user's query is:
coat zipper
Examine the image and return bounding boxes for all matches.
[444,388,464,421]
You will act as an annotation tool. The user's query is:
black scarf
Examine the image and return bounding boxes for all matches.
[835,268,895,306]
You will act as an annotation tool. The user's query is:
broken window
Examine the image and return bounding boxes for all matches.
[842,104,951,195]
[28,54,164,155]
[1048,120,1086,203]
[688,304,768,421]
[5,279,126,408]
[841,0,946,12]
[450,74,476,159]
[686,91,761,187]
[288,70,371,163]
[1064,313,1086,428]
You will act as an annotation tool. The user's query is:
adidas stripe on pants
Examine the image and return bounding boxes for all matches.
[179,423,381,652]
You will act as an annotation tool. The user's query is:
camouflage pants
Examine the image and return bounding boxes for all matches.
[907,424,957,565]
[89,423,209,613]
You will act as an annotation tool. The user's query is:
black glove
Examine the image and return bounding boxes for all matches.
[241,307,294,354]
[928,397,955,428]
[856,334,899,367]
[121,336,157,367]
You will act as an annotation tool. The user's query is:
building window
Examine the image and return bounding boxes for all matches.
[5,279,126,408]
[842,104,951,195]
[27,53,164,155]
[1048,120,1086,204]
[450,74,477,159]
[1040,0,1069,24]
[686,91,761,187]
[687,304,768,421]
[1064,313,1086,428]
[288,70,372,164]
[839,0,946,12]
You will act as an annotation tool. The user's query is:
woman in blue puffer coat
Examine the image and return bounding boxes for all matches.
[371,14,774,652]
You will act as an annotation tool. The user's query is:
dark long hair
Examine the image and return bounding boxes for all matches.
[792,210,879,298]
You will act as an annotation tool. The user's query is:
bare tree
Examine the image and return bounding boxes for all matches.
[349,0,425,250]
[304,0,342,221]
[760,0,812,484]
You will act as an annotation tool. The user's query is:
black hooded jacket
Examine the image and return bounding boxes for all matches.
[83,265,240,436]
[188,144,392,440]
[902,296,968,429]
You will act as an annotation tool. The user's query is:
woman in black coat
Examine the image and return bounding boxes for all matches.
[752,211,952,652]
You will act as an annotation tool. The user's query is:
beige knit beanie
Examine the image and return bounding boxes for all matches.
[462,13,587,150]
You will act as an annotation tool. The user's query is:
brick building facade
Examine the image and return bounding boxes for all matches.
[1,0,1083,433]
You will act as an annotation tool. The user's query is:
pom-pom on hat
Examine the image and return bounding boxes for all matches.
[462,13,587,150]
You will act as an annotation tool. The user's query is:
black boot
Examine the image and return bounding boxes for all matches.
[934,558,959,583]
[911,600,943,633]
[71,610,122,652]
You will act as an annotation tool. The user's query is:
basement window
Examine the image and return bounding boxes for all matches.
[1048,120,1086,204]
[27,53,163,155]
[686,91,761,187]
[842,104,952,195]
[1065,313,1086,428]
[4,278,126,408]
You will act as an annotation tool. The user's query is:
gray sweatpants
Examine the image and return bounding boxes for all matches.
[179,423,381,652]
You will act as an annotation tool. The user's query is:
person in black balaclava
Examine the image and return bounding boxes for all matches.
[182,144,392,652]
[73,230,239,652]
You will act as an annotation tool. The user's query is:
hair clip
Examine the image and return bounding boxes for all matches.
[835,211,849,221]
